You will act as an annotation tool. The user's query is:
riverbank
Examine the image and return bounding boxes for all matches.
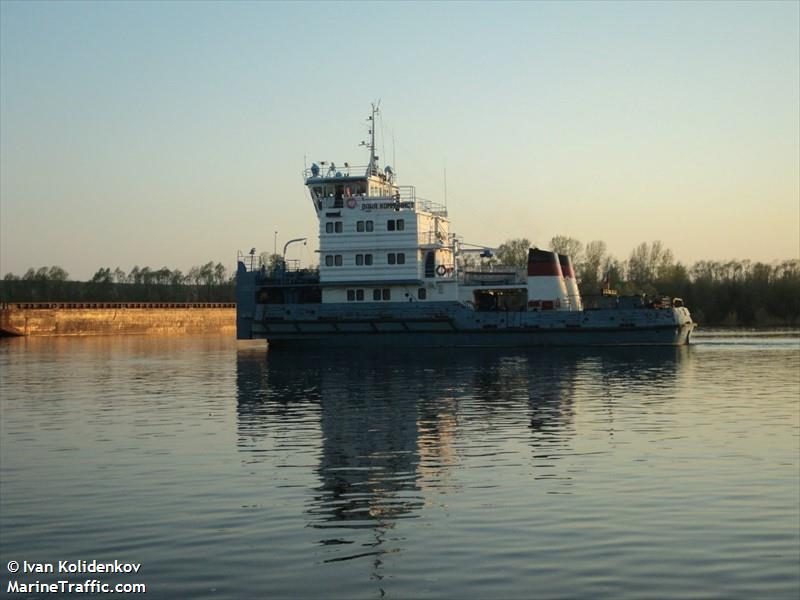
[0,303,235,336]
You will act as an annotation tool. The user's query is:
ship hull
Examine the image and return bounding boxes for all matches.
[263,326,692,349]
[238,301,695,348]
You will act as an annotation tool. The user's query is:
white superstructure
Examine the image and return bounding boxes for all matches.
[304,104,582,313]
[306,104,457,304]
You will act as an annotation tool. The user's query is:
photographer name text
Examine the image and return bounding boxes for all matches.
[18,560,141,574]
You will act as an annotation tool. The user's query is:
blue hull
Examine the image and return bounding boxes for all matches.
[238,301,695,348]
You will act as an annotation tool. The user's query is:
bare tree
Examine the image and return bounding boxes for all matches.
[580,240,608,290]
[550,236,583,264]
[495,238,531,268]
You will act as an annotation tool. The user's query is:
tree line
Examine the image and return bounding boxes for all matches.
[1,262,235,303]
[495,236,800,326]
[3,245,798,326]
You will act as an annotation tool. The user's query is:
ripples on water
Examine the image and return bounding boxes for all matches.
[1,331,798,599]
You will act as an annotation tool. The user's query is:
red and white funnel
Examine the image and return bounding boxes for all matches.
[558,254,583,311]
[526,248,569,311]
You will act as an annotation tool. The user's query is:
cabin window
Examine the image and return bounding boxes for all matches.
[356,220,374,233]
[335,222,343,233]
[345,289,365,302]
[373,289,381,301]
[387,220,395,231]
[418,288,427,300]
[325,255,333,267]
[325,222,333,233]
[365,254,373,265]
[397,253,405,265]
[388,219,405,231]
[356,254,363,266]
[388,253,395,265]
[382,289,391,301]
[334,255,342,266]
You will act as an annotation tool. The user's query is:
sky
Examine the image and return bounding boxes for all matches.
[1,0,798,280]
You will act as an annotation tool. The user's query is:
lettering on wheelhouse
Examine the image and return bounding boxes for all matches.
[359,201,414,210]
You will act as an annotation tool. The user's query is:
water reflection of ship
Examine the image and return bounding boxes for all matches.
[235,349,434,579]
[234,345,687,566]
[523,346,689,473]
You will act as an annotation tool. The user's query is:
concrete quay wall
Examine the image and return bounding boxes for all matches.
[0,303,236,336]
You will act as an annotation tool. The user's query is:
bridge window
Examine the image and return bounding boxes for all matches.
[356,220,374,233]
[325,221,343,233]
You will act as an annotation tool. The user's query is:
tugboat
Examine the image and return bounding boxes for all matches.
[236,105,694,348]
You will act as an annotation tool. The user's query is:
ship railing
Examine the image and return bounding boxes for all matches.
[419,230,451,247]
[239,258,320,285]
[397,187,447,216]
[237,252,310,273]
[303,164,371,179]
[460,266,527,286]
[1,302,236,310]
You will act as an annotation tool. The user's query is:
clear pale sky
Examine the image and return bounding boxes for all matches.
[1,1,798,280]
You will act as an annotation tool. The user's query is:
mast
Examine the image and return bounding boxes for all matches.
[363,101,380,176]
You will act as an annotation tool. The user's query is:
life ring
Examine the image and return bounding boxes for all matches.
[435,265,447,276]
[346,198,357,209]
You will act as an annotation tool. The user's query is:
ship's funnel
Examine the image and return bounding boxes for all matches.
[527,248,569,311]
[558,254,583,311]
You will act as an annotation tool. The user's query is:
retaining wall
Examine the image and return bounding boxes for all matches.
[0,303,236,336]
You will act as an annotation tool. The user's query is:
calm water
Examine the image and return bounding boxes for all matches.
[1,331,798,599]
